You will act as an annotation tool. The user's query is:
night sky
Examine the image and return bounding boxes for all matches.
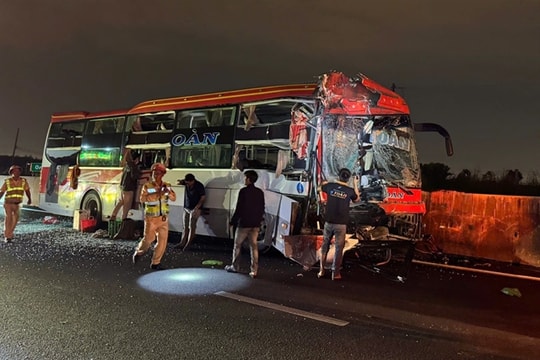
[1,1,538,178]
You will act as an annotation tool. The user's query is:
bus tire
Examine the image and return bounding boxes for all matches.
[81,191,102,227]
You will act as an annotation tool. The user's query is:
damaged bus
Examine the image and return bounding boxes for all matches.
[39,71,452,280]
[282,72,453,280]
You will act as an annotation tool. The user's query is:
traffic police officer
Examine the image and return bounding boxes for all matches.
[132,163,176,270]
[0,165,32,243]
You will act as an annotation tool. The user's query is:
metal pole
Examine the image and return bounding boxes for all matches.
[11,127,20,163]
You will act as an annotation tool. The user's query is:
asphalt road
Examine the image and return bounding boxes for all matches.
[0,214,539,360]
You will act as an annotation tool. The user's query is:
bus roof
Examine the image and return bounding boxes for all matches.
[49,73,409,121]
[50,109,130,122]
[50,84,316,122]
[127,83,317,115]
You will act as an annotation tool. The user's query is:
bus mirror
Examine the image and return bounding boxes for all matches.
[445,138,454,157]
[414,122,453,157]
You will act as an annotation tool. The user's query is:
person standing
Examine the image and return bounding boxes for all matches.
[318,168,360,280]
[175,173,205,251]
[225,170,265,278]
[132,163,176,270]
[111,149,141,221]
[0,165,32,243]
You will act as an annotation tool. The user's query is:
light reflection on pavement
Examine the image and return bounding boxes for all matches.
[137,267,250,295]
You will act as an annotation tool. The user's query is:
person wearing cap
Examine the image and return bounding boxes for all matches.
[110,149,141,221]
[132,163,176,270]
[0,165,32,243]
[317,168,360,280]
[175,173,205,251]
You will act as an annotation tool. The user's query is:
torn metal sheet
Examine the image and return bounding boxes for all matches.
[282,234,358,269]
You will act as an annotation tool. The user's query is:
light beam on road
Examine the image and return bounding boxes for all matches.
[137,267,250,295]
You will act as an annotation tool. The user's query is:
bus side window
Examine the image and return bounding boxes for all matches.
[178,115,190,129]
[241,105,259,130]
[190,115,209,128]
[208,110,223,126]
[154,149,169,167]
[222,108,235,126]
[101,120,116,134]
[116,118,126,133]
[159,117,175,130]
[133,119,142,131]
[91,122,103,134]
[131,116,143,132]
[72,136,82,147]
[178,112,208,129]
[141,152,152,169]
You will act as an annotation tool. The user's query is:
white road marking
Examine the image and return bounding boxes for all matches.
[215,291,349,327]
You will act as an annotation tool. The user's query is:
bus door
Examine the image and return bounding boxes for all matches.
[42,120,85,208]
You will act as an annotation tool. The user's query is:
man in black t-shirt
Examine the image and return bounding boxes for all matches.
[225,170,265,278]
[176,173,206,251]
[318,168,360,280]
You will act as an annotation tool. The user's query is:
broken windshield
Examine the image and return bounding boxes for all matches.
[321,114,420,188]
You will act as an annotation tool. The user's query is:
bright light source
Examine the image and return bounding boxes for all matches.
[168,272,206,282]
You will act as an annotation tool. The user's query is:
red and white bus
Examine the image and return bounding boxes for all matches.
[39,71,452,275]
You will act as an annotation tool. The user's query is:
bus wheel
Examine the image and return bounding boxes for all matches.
[258,221,273,254]
[81,191,102,226]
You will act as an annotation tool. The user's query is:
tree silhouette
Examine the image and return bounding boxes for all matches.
[481,171,496,182]
[419,163,539,196]
[420,163,452,191]
[503,169,523,185]
[456,169,472,180]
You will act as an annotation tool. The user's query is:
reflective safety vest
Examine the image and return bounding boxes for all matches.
[142,180,172,216]
[4,177,27,203]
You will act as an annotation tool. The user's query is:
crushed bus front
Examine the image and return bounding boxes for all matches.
[277,71,451,281]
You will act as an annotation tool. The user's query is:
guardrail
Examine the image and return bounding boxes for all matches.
[423,190,540,267]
